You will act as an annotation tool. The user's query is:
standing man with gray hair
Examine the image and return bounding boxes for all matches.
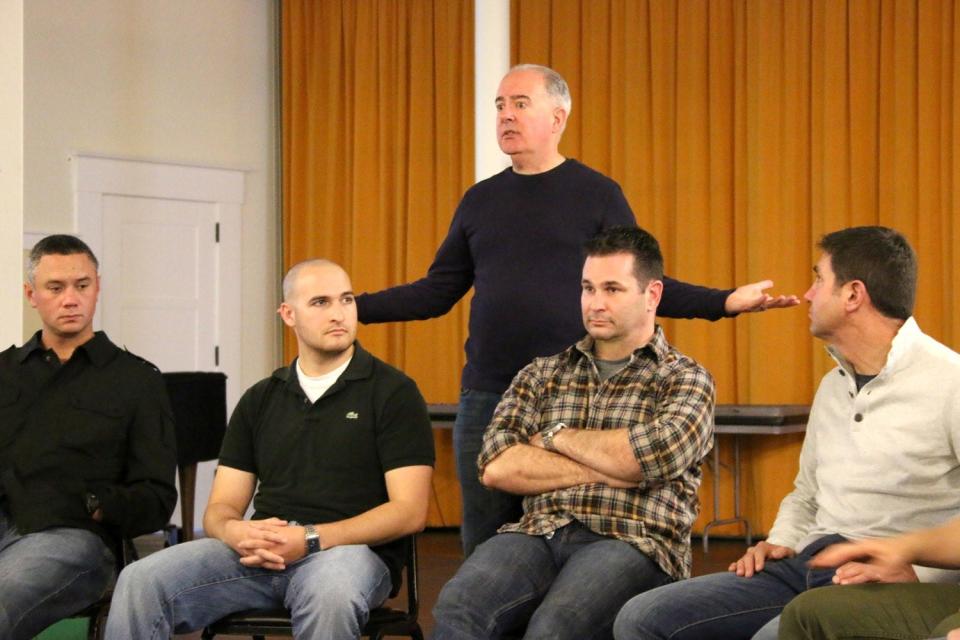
[0,234,177,639]
[356,63,797,556]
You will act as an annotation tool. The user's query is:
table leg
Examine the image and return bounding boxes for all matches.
[702,434,752,553]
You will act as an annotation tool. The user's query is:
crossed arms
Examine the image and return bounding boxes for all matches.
[203,464,432,571]
[481,428,638,493]
[479,356,715,496]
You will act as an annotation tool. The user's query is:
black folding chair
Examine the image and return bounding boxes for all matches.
[202,535,423,640]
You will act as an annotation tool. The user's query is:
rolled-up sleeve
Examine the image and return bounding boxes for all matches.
[628,364,715,482]
[477,361,547,478]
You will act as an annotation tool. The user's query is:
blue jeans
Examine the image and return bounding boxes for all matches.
[433,521,672,640]
[105,537,392,640]
[613,534,845,640]
[0,505,115,640]
[751,616,780,640]
[454,389,523,557]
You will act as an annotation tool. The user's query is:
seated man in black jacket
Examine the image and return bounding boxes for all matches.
[0,234,177,640]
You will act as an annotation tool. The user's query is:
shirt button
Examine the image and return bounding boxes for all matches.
[838,370,846,377]
[854,413,863,422]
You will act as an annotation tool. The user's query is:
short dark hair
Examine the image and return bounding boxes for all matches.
[818,226,916,320]
[584,225,664,286]
[27,234,99,285]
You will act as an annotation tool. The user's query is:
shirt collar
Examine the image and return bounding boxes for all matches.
[573,324,669,365]
[826,316,921,377]
[16,331,46,363]
[278,341,375,392]
[16,330,114,367]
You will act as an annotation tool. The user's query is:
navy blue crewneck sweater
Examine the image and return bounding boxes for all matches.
[356,159,731,394]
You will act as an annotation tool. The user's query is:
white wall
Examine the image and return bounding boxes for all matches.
[23,0,280,389]
[0,0,24,348]
[474,0,511,182]
[22,0,279,532]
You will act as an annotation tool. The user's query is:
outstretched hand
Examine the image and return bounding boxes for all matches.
[725,280,800,314]
[809,539,918,585]
[829,560,918,585]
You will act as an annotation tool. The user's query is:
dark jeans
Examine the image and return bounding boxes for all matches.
[432,521,672,640]
[613,534,846,640]
[454,388,523,557]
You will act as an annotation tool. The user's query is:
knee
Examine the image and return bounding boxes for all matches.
[113,557,155,603]
[290,578,375,634]
[613,592,661,640]
[113,543,187,604]
[435,559,507,631]
[779,589,832,637]
[312,582,371,617]
[433,569,474,618]
[525,601,588,639]
[290,548,391,626]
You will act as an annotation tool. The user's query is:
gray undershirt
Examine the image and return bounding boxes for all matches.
[594,356,631,382]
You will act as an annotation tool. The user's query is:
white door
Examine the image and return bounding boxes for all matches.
[100,195,218,371]
[76,155,244,536]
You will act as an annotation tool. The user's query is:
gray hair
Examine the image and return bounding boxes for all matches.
[281,258,343,301]
[27,234,99,286]
[509,64,572,116]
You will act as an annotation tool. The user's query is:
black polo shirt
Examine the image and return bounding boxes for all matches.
[218,342,435,589]
[0,331,178,557]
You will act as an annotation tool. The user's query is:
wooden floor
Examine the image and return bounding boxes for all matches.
[170,529,747,639]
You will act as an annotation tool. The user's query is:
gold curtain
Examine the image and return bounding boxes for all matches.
[513,0,960,533]
[281,0,474,404]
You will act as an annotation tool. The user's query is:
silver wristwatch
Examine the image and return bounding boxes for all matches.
[541,422,567,452]
[304,524,321,554]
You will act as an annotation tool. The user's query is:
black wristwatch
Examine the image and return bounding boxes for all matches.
[84,492,102,516]
[304,524,321,554]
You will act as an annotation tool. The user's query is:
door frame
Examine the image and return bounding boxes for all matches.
[71,154,243,410]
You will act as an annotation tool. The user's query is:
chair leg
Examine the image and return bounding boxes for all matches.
[87,606,109,640]
[178,463,198,542]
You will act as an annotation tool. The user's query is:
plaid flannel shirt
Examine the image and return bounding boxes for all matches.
[477,326,715,579]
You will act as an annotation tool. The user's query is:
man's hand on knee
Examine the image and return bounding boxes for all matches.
[728,541,794,577]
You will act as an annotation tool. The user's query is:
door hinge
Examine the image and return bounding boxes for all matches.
[215,223,220,243]
[214,345,220,366]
